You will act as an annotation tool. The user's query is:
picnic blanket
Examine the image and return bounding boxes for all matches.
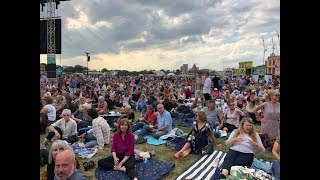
[133,130,167,146]
[72,146,98,159]
[95,158,175,180]
[176,150,227,180]
[142,135,167,145]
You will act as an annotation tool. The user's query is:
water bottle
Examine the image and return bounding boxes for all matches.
[143,158,149,164]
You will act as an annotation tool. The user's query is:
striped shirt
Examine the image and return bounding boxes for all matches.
[86,116,110,148]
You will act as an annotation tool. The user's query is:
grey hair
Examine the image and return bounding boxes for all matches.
[48,140,73,164]
[98,96,105,102]
[62,109,71,115]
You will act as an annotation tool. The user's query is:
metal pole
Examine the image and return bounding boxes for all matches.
[85,52,90,76]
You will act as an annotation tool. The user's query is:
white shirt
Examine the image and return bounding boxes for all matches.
[203,77,212,94]
[228,130,265,154]
[52,119,77,139]
[43,104,56,122]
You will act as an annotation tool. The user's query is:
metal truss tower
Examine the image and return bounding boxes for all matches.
[47,0,56,55]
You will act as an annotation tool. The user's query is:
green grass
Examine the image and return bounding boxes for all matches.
[40,111,273,179]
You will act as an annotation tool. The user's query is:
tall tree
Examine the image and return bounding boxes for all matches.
[101,68,108,73]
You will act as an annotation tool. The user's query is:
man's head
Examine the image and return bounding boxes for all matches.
[157,104,165,114]
[54,150,76,180]
[208,100,216,109]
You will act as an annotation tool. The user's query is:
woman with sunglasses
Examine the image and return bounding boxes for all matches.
[253,89,280,144]
[42,109,77,146]
[217,99,245,133]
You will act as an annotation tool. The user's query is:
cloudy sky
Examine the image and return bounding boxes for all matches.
[40,0,280,71]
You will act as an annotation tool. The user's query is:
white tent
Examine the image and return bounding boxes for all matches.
[167,73,175,76]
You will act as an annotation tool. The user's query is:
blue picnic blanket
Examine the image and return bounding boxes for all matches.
[95,158,175,180]
[133,130,167,146]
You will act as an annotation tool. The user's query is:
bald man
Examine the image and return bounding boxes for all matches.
[150,104,172,139]
[54,150,88,180]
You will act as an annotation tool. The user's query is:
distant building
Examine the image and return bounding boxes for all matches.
[224,68,235,77]
[252,65,266,76]
[266,53,280,76]
[237,61,253,76]
[189,64,199,72]
[180,64,188,73]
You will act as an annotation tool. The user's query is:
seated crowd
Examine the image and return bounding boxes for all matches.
[40,73,280,180]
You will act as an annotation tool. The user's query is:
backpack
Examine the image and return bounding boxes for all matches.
[66,134,79,144]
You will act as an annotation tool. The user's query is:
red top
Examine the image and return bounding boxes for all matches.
[146,112,157,126]
[185,89,192,99]
[111,132,135,156]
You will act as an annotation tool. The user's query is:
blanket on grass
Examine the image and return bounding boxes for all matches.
[176,150,227,180]
[95,158,175,180]
[133,130,167,145]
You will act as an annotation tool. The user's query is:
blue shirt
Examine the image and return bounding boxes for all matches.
[157,110,172,132]
[203,107,220,125]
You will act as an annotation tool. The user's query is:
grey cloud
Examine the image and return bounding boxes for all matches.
[43,0,279,71]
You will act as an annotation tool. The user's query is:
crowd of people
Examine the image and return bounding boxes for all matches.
[40,72,280,180]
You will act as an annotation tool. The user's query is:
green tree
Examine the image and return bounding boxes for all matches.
[101,68,108,73]
[63,66,75,73]
[74,65,86,73]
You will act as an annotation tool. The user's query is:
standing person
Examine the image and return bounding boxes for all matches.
[212,76,220,91]
[54,150,88,180]
[57,74,64,90]
[218,77,224,92]
[245,98,261,125]
[194,73,203,99]
[69,75,78,99]
[252,89,280,141]
[202,72,212,107]
[97,119,138,180]
[218,119,265,179]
